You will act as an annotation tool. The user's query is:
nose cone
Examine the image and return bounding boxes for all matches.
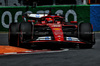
[48,24,64,41]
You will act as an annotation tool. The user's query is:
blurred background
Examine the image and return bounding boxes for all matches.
[0,0,100,6]
[0,0,100,31]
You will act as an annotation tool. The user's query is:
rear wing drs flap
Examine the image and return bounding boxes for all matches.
[27,14,48,18]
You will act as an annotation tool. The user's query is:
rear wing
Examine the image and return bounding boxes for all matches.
[27,13,48,18]
[22,13,48,22]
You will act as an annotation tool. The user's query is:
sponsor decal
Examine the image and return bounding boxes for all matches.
[67,37,72,41]
[66,37,80,41]
[45,37,50,40]
[53,28,61,30]
[52,24,61,27]
[54,32,63,35]
[36,36,51,40]
[35,14,40,18]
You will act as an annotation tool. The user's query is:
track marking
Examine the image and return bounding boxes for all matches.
[44,49,69,53]
[24,51,33,52]
[4,52,17,55]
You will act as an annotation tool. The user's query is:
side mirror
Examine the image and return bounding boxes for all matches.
[70,21,77,23]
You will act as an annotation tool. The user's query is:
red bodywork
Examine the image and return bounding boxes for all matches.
[23,15,86,45]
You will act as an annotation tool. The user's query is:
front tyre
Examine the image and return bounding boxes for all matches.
[19,22,33,48]
[78,23,95,49]
[9,23,20,47]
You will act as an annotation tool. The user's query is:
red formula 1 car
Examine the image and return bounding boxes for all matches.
[9,13,95,49]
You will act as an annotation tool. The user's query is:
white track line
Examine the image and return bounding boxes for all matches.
[4,52,17,55]
[45,49,69,53]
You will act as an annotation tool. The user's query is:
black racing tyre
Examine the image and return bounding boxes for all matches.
[78,22,94,49]
[9,23,20,46]
[79,22,92,41]
[19,22,33,47]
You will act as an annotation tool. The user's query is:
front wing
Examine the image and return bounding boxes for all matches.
[21,36,94,45]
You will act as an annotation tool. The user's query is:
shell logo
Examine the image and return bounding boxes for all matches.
[53,28,61,30]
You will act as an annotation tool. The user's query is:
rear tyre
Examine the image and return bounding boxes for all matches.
[9,23,19,47]
[78,23,94,49]
[19,22,33,48]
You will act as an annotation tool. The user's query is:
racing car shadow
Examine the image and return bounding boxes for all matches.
[21,43,94,50]
[29,44,78,50]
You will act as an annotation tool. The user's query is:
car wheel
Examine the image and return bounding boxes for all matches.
[19,22,33,48]
[78,22,94,49]
[9,23,20,47]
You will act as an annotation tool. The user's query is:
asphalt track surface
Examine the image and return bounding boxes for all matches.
[0,33,100,66]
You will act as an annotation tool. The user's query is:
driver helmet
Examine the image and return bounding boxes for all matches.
[45,18,53,23]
